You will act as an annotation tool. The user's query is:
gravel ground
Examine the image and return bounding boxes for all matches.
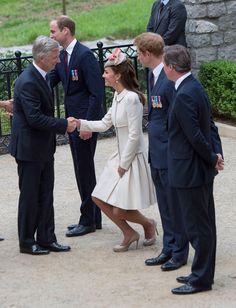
[0,134,235,308]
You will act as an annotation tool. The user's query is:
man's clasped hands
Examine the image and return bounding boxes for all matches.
[215,153,224,171]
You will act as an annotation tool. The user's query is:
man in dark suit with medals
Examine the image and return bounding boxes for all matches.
[49,16,104,237]
[134,32,189,270]
[10,36,75,255]
[147,0,187,47]
[163,44,224,294]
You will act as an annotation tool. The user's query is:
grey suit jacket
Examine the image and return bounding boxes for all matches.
[147,0,187,46]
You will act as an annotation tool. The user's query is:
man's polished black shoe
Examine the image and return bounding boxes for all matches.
[20,244,49,255]
[0,237,4,241]
[176,275,190,284]
[145,253,171,266]
[161,258,186,271]
[67,223,102,230]
[176,275,215,285]
[171,283,212,295]
[66,224,96,237]
[67,223,77,231]
[41,242,71,252]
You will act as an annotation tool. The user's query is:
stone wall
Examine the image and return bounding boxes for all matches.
[183,0,236,73]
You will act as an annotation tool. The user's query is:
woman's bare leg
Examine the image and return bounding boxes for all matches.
[92,197,137,245]
[113,207,157,240]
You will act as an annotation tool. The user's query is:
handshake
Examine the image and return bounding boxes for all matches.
[66,117,79,133]
[66,117,92,140]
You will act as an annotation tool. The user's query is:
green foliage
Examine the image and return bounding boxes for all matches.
[199,60,236,120]
[0,0,153,47]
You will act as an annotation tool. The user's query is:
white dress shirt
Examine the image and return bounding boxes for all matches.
[65,38,77,64]
[175,71,192,90]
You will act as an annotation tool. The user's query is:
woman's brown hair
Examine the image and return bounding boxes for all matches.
[108,59,146,106]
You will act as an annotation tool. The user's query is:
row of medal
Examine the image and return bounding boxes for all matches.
[151,95,162,108]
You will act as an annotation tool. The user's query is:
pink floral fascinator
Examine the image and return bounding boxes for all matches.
[105,48,127,67]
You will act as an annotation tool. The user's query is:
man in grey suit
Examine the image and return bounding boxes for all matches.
[147,0,187,46]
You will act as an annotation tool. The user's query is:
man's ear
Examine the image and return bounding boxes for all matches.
[63,27,69,35]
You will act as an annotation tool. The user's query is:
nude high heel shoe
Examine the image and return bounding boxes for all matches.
[143,220,158,247]
[113,232,140,252]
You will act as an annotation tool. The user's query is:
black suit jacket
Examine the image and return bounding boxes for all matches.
[10,64,67,162]
[168,75,222,188]
[147,0,187,46]
[49,41,103,120]
[148,69,175,169]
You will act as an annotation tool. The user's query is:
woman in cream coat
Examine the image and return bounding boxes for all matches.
[77,49,157,252]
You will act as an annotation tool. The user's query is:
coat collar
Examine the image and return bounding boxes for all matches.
[175,72,192,90]
[115,89,128,102]
[176,73,193,91]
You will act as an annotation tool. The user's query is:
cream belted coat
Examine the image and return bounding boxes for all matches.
[80,89,156,210]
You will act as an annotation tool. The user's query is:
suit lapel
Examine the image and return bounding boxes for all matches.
[31,65,54,108]
[65,41,80,93]
[148,69,165,114]
[155,0,171,30]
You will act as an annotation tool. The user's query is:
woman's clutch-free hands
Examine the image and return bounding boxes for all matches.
[118,166,127,178]
[75,119,92,140]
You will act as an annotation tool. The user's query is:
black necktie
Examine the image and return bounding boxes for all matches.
[64,50,68,74]
[160,2,164,14]
[45,75,52,92]
[158,2,164,20]
[150,71,155,91]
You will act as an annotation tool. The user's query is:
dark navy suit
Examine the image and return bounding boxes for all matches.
[49,41,103,227]
[168,74,223,287]
[147,0,187,46]
[148,68,188,262]
[10,64,68,248]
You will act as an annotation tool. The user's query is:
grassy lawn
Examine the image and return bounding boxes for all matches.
[0,0,153,47]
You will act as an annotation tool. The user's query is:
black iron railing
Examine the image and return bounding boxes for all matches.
[0,42,148,153]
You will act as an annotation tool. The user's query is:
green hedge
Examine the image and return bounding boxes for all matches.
[198,60,236,121]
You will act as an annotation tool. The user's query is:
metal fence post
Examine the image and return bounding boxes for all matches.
[97,41,107,113]
[15,51,22,76]
[97,41,104,73]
